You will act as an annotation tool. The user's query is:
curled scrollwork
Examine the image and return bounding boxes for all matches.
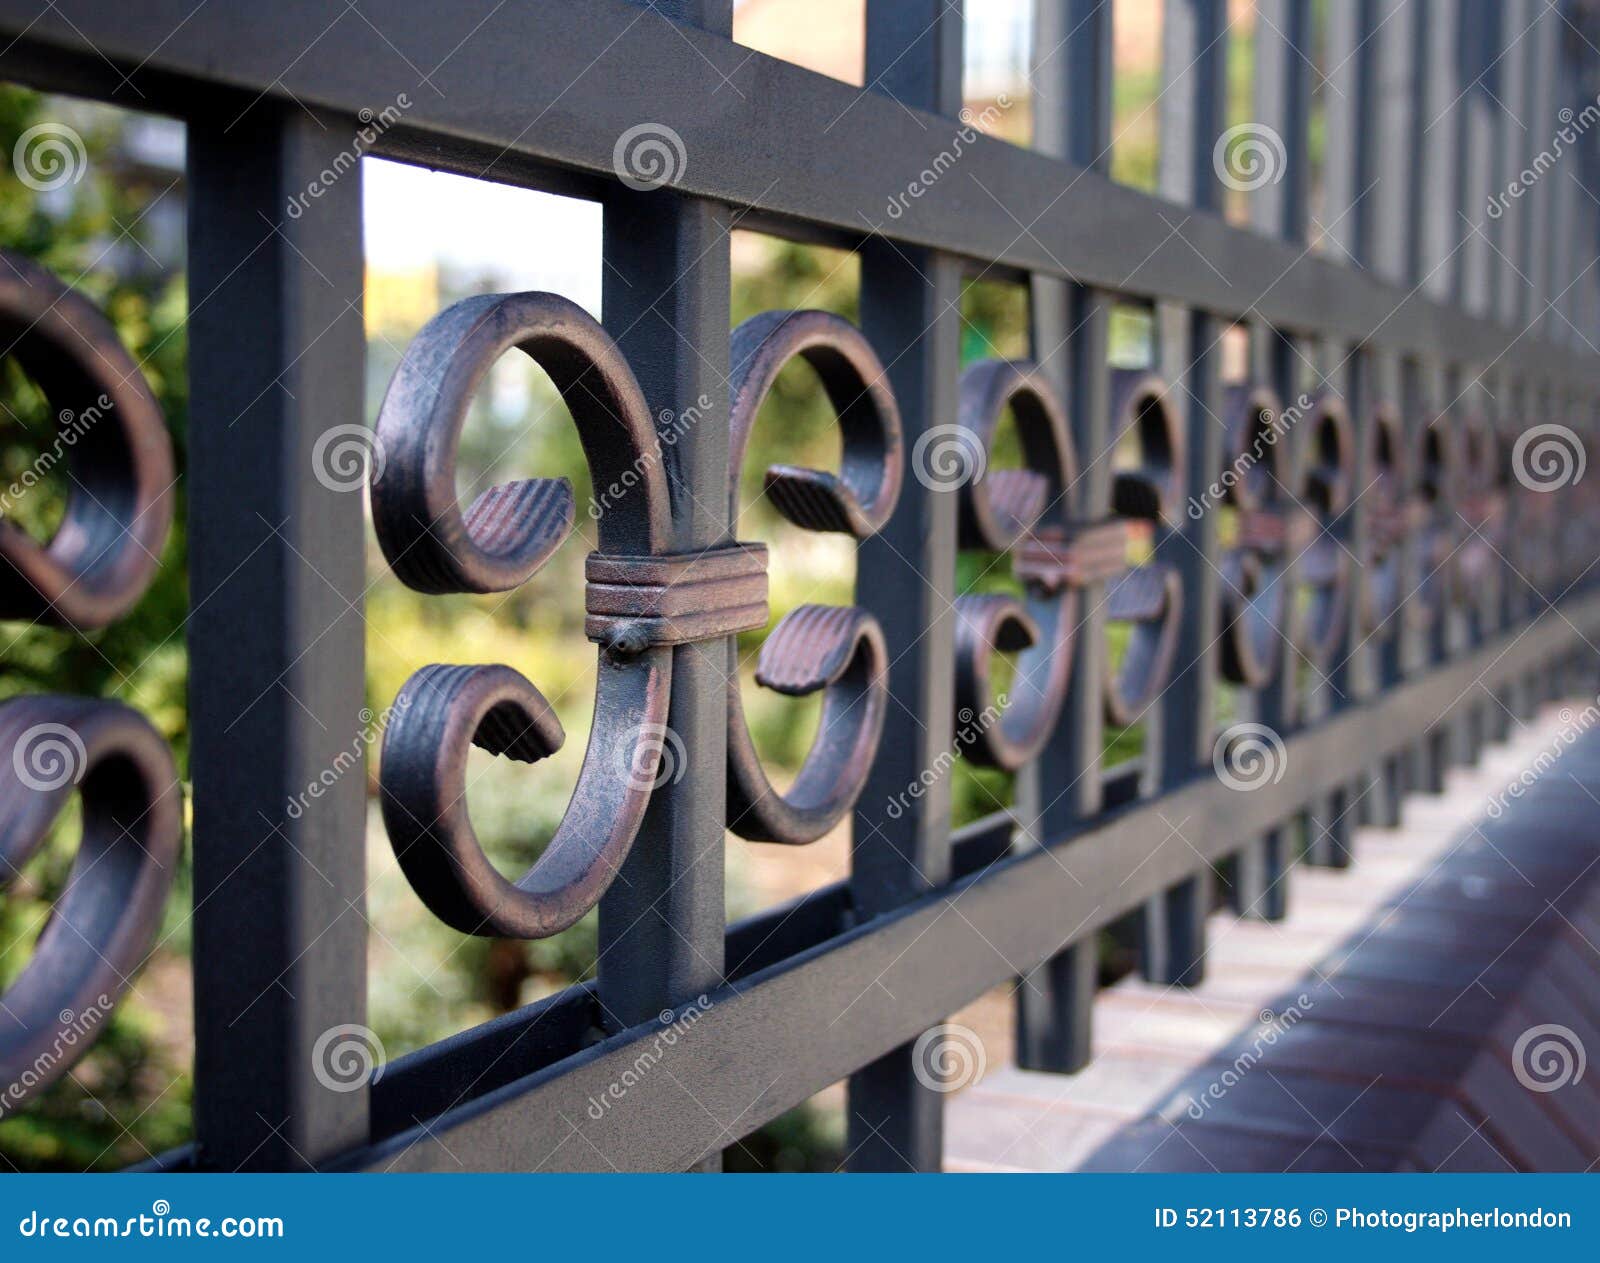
[1408,418,1458,631]
[1103,371,1183,728]
[371,292,765,937]
[1509,430,1558,600]
[1295,392,1355,667]
[950,360,1141,770]
[1554,422,1596,594]
[724,310,900,843]
[1359,402,1412,640]
[1219,384,1302,687]
[0,696,181,1105]
[1456,412,1507,618]
[0,251,174,630]
[370,292,669,590]
[0,256,179,1106]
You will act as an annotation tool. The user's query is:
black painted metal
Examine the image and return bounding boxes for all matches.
[0,253,174,629]
[596,1,735,1179]
[1,0,1597,1174]
[183,104,372,1170]
[1146,0,1226,989]
[1015,0,1116,1076]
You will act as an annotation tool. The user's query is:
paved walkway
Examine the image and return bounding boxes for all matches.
[944,702,1600,1172]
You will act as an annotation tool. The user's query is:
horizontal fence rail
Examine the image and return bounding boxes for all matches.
[2,0,1599,1172]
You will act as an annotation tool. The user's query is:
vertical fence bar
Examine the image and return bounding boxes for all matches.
[1236,0,1312,903]
[1568,38,1595,342]
[1459,1,1497,318]
[1251,0,1311,244]
[1369,0,1420,288]
[597,0,732,1175]
[187,102,369,1170]
[1354,0,1450,794]
[1421,358,1459,783]
[1417,0,1462,305]
[1446,0,1504,749]
[1327,0,1411,807]
[1428,0,1503,776]
[1500,374,1530,648]
[1522,3,1558,337]
[1433,0,1478,768]
[1322,0,1374,269]
[1546,28,1582,343]
[1327,0,1406,829]
[1497,12,1536,710]
[1494,0,1531,329]
[848,0,963,1172]
[1344,339,1395,793]
[1145,0,1226,986]
[1014,0,1114,1072]
[1372,350,1413,817]
[1479,0,1535,756]
[1501,369,1529,734]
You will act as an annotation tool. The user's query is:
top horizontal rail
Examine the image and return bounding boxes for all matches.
[1,0,1595,389]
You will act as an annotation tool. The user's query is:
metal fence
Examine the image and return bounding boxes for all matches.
[2,0,1599,1172]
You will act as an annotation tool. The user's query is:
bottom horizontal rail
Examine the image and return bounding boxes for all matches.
[343,591,1600,1172]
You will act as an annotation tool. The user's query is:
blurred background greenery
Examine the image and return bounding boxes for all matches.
[1,0,1308,1171]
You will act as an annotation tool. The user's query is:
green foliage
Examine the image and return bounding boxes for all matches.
[1,84,191,1170]
[723,1099,845,1172]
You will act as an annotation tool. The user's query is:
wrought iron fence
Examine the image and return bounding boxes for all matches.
[2,0,1599,1171]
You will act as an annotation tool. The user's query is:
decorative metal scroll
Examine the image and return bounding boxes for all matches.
[1359,401,1412,640]
[723,310,901,843]
[1510,452,1558,602]
[1293,392,1355,667]
[1456,412,1507,623]
[0,252,174,630]
[372,292,767,937]
[0,249,180,1106]
[0,697,181,1104]
[947,360,1128,770]
[1219,384,1302,687]
[1553,418,1598,595]
[1103,371,1183,728]
[1409,417,1459,631]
